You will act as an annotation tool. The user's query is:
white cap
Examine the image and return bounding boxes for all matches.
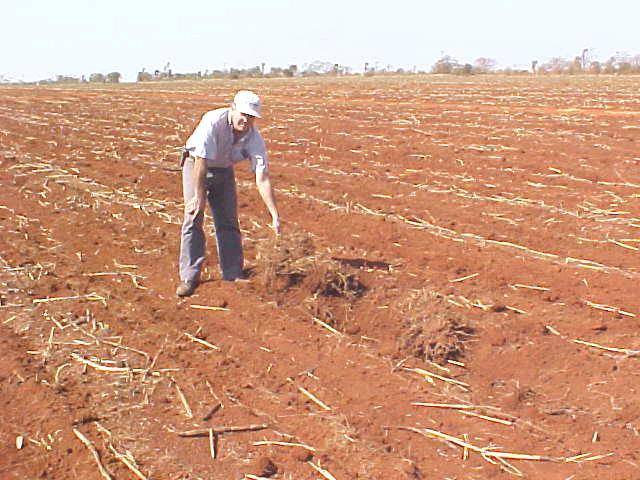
[233,90,262,118]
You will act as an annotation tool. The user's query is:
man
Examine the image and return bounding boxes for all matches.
[176,90,280,297]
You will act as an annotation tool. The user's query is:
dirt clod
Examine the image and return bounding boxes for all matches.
[252,456,278,477]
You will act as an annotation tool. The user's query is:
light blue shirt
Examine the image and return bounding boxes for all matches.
[185,108,268,173]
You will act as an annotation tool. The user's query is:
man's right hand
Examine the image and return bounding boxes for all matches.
[185,192,206,215]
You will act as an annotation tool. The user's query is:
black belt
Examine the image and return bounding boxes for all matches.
[183,151,232,171]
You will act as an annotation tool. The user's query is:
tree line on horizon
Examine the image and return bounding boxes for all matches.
[9,50,640,85]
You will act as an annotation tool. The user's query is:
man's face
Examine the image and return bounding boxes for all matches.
[231,105,256,133]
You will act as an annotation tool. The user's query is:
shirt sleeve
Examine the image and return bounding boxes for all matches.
[247,132,269,174]
[185,112,216,159]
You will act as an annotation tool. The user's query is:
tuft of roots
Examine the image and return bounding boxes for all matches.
[255,233,317,292]
[255,233,366,299]
[255,232,366,335]
[397,290,474,365]
[312,266,366,299]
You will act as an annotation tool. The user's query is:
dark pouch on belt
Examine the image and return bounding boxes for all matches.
[179,148,189,167]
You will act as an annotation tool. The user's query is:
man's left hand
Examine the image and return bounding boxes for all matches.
[271,216,281,236]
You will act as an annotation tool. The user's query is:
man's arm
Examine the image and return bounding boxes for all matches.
[185,156,208,215]
[255,169,280,234]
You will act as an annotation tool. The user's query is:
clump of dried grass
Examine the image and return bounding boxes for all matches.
[255,232,366,299]
[255,233,318,292]
[397,290,474,365]
[311,265,366,299]
[254,232,366,335]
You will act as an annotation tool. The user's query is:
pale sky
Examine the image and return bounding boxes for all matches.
[1,0,638,82]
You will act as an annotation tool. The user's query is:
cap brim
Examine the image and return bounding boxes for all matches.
[238,106,261,118]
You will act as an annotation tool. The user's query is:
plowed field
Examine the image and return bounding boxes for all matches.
[1,75,639,479]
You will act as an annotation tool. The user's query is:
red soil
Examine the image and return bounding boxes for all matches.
[1,75,639,479]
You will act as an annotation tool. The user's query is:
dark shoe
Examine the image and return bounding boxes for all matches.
[222,270,247,282]
[176,280,198,297]
[223,273,248,282]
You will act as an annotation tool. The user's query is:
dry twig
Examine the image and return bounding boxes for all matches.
[573,339,640,356]
[584,300,636,317]
[288,378,332,411]
[190,304,230,312]
[253,440,317,452]
[33,292,106,305]
[176,424,268,437]
[184,332,220,350]
[72,429,113,480]
[449,273,479,283]
[403,366,469,389]
[307,460,338,480]
[394,426,556,461]
[312,316,343,337]
[108,445,148,480]
[173,380,193,419]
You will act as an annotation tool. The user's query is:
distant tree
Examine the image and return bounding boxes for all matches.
[542,57,570,74]
[106,72,121,83]
[617,61,633,74]
[450,63,472,75]
[302,60,336,75]
[284,64,297,77]
[603,57,616,74]
[567,56,583,74]
[612,52,636,74]
[473,57,496,73]
[431,55,459,74]
[245,66,262,77]
[55,75,80,83]
[588,61,602,74]
[89,73,105,83]
[137,71,152,82]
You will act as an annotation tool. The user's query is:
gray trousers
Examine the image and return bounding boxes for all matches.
[179,158,244,283]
